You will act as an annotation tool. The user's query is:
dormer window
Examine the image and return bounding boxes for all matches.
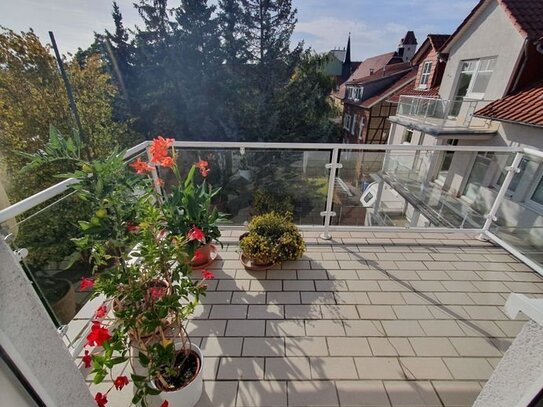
[347,86,363,101]
[419,61,432,89]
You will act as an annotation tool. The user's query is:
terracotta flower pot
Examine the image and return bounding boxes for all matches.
[191,242,217,269]
[238,233,276,271]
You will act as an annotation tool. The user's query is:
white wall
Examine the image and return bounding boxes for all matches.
[440,0,525,101]
[0,358,37,407]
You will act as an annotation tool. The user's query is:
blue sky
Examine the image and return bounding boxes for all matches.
[0,0,479,60]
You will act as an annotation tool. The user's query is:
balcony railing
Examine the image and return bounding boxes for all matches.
[396,95,494,130]
[1,141,543,336]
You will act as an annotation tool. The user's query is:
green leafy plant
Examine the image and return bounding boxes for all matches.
[240,211,305,264]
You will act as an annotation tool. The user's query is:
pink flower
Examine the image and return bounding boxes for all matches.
[187,226,205,242]
[95,392,108,407]
[149,287,167,301]
[82,350,92,368]
[196,160,210,177]
[113,375,129,391]
[192,249,205,262]
[94,305,107,319]
[127,222,140,233]
[80,277,94,291]
[202,270,215,280]
[129,157,153,174]
[85,322,111,347]
[160,401,169,407]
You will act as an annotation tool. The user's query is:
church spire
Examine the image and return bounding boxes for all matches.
[345,32,351,64]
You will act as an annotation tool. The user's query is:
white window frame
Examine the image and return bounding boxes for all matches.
[418,61,432,89]
[346,86,363,101]
[458,57,496,100]
[351,114,357,135]
[343,113,352,131]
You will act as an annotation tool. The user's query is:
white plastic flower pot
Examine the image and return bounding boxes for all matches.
[149,342,204,407]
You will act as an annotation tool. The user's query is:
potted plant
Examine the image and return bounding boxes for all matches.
[160,152,227,269]
[23,133,217,407]
[239,212,305,270]
[37,275,76,324]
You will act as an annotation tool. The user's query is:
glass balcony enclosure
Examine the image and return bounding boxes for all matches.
[394,95,496,131]
[1,141,542,335]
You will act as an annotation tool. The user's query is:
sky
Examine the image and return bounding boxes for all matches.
[0,0,479,60]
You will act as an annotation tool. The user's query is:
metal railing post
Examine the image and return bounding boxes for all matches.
[320,148,341,240]
[477,152,524,239]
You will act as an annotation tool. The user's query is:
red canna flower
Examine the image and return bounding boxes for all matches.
[94,305,107,319]
[149,287,167,301]
[113,375,129,391]
[82,350,92,368]
[202,270,215,280]
[193,249,205,262]
[95,392,108,407]
[187,226,205,242]
[80,277,94,291]
[130,157,153,174]
[127,222,140,233]
[85,321,111,347]
[160,401,169,407]
[196,160,210,177]
[149,136,174,163]
[160,156,175,168]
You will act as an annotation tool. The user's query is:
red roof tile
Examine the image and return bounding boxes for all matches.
[474,80,543,128]
[331,51,401,99]
[387,83,440,104]
[442,0,543,52]
[348,62,412,85]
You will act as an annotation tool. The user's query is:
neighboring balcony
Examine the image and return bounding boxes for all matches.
[390,95,498,138]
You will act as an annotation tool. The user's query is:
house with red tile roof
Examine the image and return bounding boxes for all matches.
[381,0,543,241]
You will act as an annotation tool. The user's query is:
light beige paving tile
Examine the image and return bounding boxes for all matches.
[285,337,329,356]
[417,270,451,280]
[265,269,297,280]
[378,281,412,292]
[401,292,439,304]
[282,280,315,291]
[357,305,397,319]
[301,291,336,304]
[210,304,248,319]
[450,337,503,357]
[225,320,265,337]
[236,380,287,407]
[249,280,282,291]
[327,269,361,280]
[216,279,251,291]
[467,292,506,305]
[392,305,434,319]
[428,305,470,320]
[327,337,372,356]
[434,292,474,305]
[432,380,482,407]
[507,271,542,282]
[384,381,442,406]
[202,291,233,304]
[320,304,359,319]
[395,261,427,270]
[344,320,385,336]
[298,269,328,279]
[335,292,371,305]
[400,357,453,379]
[187,320,227,337]
[442,281,479,292]
[410,280,447,292]
[409,337,458,356]
[310,356,358,379]
[347,280,381,291]
[310,260,340,270]
[505,281,542,293]
[463,305,507,320]
[288,381,339,407]
[266,291,300,304]
[243,337,285,357]
[340,260,370,269]
[356,269,390,280]
[354,357,405,379]
[445,270,481,281]
[282,260,311,269]
[495,320,526,337]
[195,381,237,407]
[368,338,415,356]
[247,305,284,319]
[231,292,266,304]
[368,292,406,305]
[306,320,345,336]
[266,320,305,337]
[284,304,322,319]
[200,337,243,357]
[472,281,509,292]
[264,357,311,380]
[382,320,426,337]
[336,380,391,406]
[457,320,505,338]
[217,357,264,380]
[202,356,219,380]
[315,280,349,291]
[443,357,494,380]
[387,270,421,281]
[419,320,465,337]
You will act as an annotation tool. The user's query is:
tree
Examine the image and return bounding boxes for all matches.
[217,0,249,64]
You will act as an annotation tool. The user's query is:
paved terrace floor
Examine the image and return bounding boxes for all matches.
[87,231,543,407]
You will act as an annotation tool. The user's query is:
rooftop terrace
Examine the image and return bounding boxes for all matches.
[83,230,541,407]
